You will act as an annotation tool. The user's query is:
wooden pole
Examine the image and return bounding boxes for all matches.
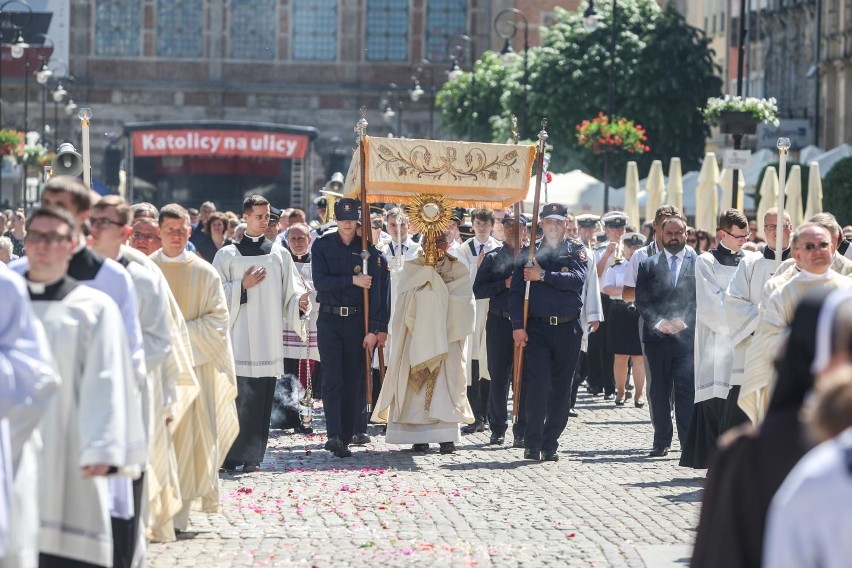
[356,108,373,413]
[512,118,548,422]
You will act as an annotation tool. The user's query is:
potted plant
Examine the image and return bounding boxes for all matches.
[703,95,780,135]
[576,113,650,155]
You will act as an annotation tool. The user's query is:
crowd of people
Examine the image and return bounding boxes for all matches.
[3,177,852,567]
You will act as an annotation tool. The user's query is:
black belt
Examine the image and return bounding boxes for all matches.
[319,304,363,317]
[528,315,579,326]
[488,309,511,320]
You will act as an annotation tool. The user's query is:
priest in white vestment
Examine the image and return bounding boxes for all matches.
[0,267,59,568]
[152,204,240,530]
[739,224,852,423]
[448,209,500,433]
[373,234,476,454]
[724,208,792,430]
[213,195,308,472]
[681,210,758,469]
[21,207,136,568]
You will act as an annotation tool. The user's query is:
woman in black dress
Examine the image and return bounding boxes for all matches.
[601,233,646,407]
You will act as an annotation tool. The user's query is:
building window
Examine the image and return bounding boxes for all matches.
[425,0,468,62]
[366,0,408,61]
[157,0,204,58]
[94,0,141,56]
[229,0,278,60]
[292,0,338,61]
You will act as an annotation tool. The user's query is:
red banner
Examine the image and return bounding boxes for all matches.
[132,129,309,159]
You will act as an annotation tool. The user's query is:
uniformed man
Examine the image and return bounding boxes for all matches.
[509,203,587,461]
[574,214,600,398]
[473,212,529,446]
[590,211,629,400]
[265,206,283,242]
[311,198,390,458]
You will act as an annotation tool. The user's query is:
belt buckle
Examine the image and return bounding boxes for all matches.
[339,306,350,317]
[549,316,559,326]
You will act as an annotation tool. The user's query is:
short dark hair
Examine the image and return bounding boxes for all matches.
[159,203,191,225]
[132,202,159,220]
[470,209,495,225]
[42,176,91,214]
[654,205,681,226]
[243,194,270,214]
[288,208,306,222]
[718,209,748,232]
[661,215,687,230]
[205,211,229,234]
[26,206,77,237]
[187,207,199,216]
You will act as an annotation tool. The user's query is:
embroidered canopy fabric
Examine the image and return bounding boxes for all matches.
[343,136,537,208]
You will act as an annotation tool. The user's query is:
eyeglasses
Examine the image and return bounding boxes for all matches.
[764,224,793,231]
[24,231,71,245]
[130,232,160,241]
[90,217,125,229]
[802,241,831,251]
[722,229,750,241]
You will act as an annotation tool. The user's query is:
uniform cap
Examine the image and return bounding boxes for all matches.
[575,214,600,228]
[601,211,629,228]
[595,231,608,244]
[621,232,645,248]
[458,223,475,240]
[269,206,282,222]
[334,198,361,222]
[541,203,568,221]
[503,212,530,225]
[313,195,328,207]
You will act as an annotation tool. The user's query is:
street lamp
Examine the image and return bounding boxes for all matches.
[729,0,749,208]
[446,35,475,140]
[380,84,402,136]
[410,60,436,138]
[584,0,619,213]
[34,33,55,143]
[0,0,33,128]
[494,8,529,137]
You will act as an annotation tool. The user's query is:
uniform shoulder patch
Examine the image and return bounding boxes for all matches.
[578,248,587,262]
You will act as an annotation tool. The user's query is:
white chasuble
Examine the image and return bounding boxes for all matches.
[372,256,476,444]
[153,251,240,516]
[33,285,135,567]
[213,243,308,378]
[739,270,852,423]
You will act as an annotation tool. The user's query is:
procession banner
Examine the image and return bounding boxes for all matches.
[343,136,536,208]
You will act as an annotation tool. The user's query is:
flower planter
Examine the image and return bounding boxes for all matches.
[719,110,760,135]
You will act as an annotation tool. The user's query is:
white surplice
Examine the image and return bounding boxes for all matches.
[30,281,136,566]
[213,240,308,378]
[0,268,59,568]
[450,236,500,384]
[581,244,604,352]
[694,250,759,403]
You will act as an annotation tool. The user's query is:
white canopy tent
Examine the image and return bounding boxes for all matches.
[741,148,776,195]
[524,170,604,213]
[809,143,852,177]
[799,145,825,164]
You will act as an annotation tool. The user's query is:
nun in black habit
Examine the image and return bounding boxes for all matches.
[691,288,850,568]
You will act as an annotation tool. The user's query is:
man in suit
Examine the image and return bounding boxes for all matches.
[634,214,697,458]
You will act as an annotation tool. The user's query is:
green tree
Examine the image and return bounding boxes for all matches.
[822,157,852,226]
[437,0,722,181]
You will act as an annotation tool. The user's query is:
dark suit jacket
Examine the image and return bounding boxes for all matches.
[634,248,697,349]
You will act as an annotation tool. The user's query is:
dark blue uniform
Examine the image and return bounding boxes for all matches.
[473,244,525,441]
[508,237,587,457]
[311,230,390,450]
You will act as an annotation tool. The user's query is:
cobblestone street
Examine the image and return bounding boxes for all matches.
[149,392,703,567]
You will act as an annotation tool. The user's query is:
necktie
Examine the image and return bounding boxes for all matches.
[670,255,679,286]
[479,244,485,255]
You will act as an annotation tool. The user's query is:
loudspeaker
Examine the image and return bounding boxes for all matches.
[52,143,84,177]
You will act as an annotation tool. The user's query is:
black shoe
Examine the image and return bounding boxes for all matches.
[512,437,525,449]
[294,424,314,434]
[568,408,579,418]
[648,446,670,457]
[411,443,429,453]
[324,436,343,452]
[461,420,485,434]
[604,393,615,401]
[439,442,456,454]
[587,388,601,395]
[524,449,542,461]
[242,464,260,473]
[626,382,634,391]
[615,398,626,406]
[334,444,352,458]
[489,435,505,445]
[634,399,646,408]
[543,452,559,462]
[351,433,371,445]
